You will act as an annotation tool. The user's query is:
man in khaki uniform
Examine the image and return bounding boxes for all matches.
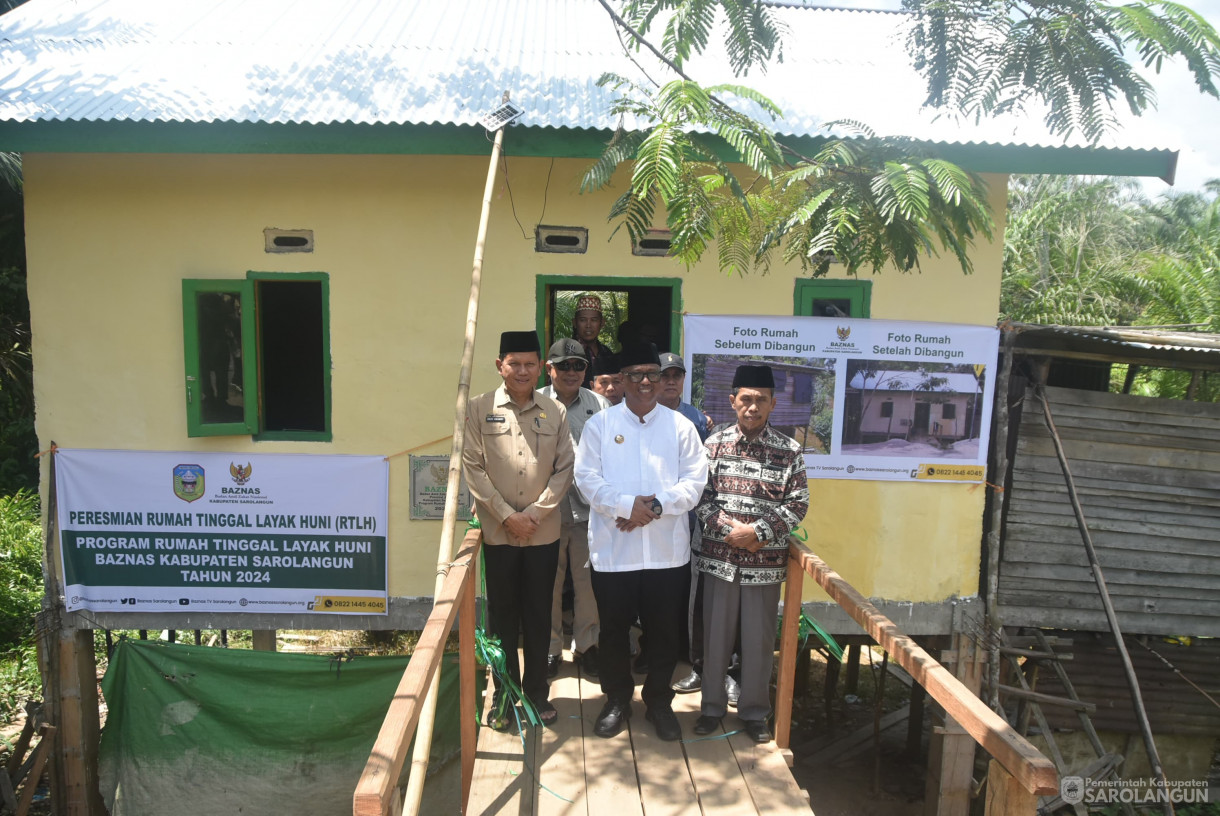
[463,330,574,728]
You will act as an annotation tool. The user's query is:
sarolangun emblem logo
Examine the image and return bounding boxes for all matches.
[230,462,253,485]
[836,326,851,341]
[173,464,205,503]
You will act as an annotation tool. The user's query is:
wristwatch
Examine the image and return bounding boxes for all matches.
[649,498,662,515]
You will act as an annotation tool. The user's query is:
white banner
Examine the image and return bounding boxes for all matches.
[684,315,999,482]
[56,449,389,614]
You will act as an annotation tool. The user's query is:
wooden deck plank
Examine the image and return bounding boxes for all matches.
[673,693,755,815]
[536,658,588,816]
[633,685,700,816]
[577,659,643,816]
[464,658,814,816]
[726,730,814,815]
[466,667,538,816]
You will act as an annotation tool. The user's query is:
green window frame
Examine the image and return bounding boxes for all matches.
[182,272,331,441]
[793,279,872,318]
[534,275,683,354]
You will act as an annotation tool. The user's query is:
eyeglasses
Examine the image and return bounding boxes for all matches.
[552,360,587,372]
[624,370,662,383]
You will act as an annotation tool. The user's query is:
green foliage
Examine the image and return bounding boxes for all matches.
[591,3,996,277]
[906,0,1220,144]
[0,490,41,651]
[1001,175,1163,325]
[0,490,43,721]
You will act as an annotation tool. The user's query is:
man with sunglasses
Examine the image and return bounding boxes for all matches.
[574,343,708,742]
[541,338,610,679]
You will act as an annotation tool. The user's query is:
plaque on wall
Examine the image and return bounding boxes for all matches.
[409,455,473,521]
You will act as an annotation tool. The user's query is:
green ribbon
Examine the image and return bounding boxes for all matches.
[778,610,843,662]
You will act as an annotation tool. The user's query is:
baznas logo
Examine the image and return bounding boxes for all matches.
[173,464,206,503]
[230,462,253,485]
[836,326,851,341]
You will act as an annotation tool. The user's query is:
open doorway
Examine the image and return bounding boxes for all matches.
[535,276,683,355]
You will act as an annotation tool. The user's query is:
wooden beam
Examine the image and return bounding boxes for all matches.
[997,685,1096,714]
[251,630,276,652]
[458,547,477,813]
[353,531,480,816]
[984,759,1038,816]
[15,724,57,816]
[790,542,1058,796]
[774,552,805,750]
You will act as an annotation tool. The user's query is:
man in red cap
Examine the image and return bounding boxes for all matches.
[572,294,614,388]
[463,330,574,730]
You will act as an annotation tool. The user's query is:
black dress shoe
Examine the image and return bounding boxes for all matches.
[593,699,632,738]
[578,645,599,678]
[547,654,561,679]
[671,670,702,693]
[645,706,682,741]
[693,715,721,736]
[725,675,740,708]
[742,719,771,744]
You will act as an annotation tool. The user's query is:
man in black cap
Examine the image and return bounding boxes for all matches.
[574,343,708,742]
[693,364,809,744]
[589,353,623,406]
[463,330,574,729]
[541,338,610,678]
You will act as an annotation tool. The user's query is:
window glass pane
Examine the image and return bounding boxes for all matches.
[195,291,246,425]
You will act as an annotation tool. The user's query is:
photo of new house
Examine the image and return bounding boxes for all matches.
[841,361,986,459]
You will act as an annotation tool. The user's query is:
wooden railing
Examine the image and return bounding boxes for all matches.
[774,539,1058,814]
[352,528,482,816]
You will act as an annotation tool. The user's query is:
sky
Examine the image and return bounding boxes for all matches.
[811,0,1220,195]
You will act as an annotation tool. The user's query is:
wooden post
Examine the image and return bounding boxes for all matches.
[251,630,276,651]
[985,759,1038,816]
[924,633,984,816]
[773,547,804,750]
[458,553,478,812]
[844,642,861,694]
[46,629,104,816]
[907,681,926,759]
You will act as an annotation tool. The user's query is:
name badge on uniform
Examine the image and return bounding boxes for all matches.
[485,414,506,423]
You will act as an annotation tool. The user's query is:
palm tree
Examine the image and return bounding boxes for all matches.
[1000,175,1161,325]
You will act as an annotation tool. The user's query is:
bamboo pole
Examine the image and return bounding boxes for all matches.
[398,95,514,816]
[353,532,481,816]
[1034,386,1173,816]
[985,329,1016,710]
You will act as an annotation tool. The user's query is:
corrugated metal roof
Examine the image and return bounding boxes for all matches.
[0,0,1168,151]
[1008,323,1220,370]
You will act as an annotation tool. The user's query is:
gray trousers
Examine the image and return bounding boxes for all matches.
[700,573,780,722]
[549,520,599,655]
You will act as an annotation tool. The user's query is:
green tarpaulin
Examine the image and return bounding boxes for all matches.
[99,639,475,816]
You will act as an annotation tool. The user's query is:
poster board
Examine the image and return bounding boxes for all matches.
[684,315,999,482]
[56,449,389,614]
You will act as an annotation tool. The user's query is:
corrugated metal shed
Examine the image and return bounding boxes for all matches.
[1010,323,1220,371]
[0,0,1180,171]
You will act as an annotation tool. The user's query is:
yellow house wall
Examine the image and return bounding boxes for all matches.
[24,152,1006,603]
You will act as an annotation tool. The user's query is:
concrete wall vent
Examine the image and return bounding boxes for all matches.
[535,225,588,254]
[264,229,314,253]
[632,230,672,257]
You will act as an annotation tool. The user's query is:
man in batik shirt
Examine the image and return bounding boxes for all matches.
[693,364,809,744]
